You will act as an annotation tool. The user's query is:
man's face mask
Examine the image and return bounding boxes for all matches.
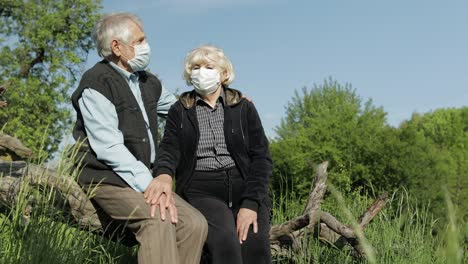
[127,42,151,72]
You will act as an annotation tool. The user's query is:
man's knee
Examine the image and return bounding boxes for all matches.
[136,218,176,240]
[185,210,208,239]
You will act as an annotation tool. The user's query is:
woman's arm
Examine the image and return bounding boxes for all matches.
[237,101,272,243]
[155,102,182,177]
[144,102,183,222]
[241,101,273,210]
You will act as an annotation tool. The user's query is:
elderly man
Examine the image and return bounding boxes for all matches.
[71,12,207,264]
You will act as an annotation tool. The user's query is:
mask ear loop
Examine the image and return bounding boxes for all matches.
[117,41,133,64]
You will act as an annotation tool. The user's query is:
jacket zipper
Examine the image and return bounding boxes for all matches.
[227,169,233,208]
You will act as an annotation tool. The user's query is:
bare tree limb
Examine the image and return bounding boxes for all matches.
[303,161,329,226]
[0,134,33,160]
[18,48,45,78]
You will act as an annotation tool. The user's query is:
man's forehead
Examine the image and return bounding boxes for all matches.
[126,19,145,34]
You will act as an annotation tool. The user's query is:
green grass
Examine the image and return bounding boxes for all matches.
[270,181,466,264]
[0,164,137,264]
[0,167,465,263]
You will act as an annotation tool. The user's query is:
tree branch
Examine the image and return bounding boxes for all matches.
[18,48,45,78]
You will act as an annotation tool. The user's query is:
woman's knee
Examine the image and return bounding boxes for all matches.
[207,228,240,255]
[241,232,271,262]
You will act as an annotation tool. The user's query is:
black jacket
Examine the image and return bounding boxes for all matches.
[155,87,272,211]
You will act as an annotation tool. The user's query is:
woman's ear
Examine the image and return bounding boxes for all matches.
[221,70,229,83]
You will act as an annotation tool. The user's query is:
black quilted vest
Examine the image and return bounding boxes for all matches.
[71,60,161,187]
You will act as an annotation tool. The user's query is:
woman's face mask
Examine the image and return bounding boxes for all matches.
[190,66,221,96]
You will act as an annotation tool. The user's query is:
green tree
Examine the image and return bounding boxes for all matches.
[0,0,102,156]
[396,108,468,223]
[271,78,400,195]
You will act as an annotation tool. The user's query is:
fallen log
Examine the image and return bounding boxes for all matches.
[0,134,389,260]
[0,133,33,161]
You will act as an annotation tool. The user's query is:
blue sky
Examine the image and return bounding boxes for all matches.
[85,0,468,138]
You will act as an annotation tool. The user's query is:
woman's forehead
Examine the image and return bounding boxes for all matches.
[191,52,220,63]
[192,58,218,66]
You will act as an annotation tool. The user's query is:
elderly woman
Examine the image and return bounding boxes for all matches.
[155,44,272,263]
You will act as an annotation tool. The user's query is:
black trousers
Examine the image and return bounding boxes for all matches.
[185,167,271,264]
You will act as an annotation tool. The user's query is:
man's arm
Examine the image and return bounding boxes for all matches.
[78,88,153,192]
[156,84,177,118]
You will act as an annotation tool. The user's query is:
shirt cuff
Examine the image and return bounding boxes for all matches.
[154,167,174,178]
[133,172,153,193]
[240,199,259,212]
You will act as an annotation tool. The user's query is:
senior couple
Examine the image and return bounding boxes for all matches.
[72,12,272,264]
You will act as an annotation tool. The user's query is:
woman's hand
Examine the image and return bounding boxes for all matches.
[144,174,177,223]
[149,193,178,224]
[236,208,258,244]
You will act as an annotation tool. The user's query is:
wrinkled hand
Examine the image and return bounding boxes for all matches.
[149,193,178,223]
[144,174,177,223]
[236,208,258,244]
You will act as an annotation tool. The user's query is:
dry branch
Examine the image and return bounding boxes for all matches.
[0,134,33,160]
[270,161,328,253]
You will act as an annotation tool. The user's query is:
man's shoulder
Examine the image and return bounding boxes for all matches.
[82,60,110,76]
[78,61,118,89]
[72,61,119,101]
[138,70,161,84]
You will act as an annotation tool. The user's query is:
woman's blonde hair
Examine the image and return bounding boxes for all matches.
[183,44,235,86]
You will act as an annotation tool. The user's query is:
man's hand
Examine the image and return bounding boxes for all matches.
[236,208,258,244]
[144,174,177,222]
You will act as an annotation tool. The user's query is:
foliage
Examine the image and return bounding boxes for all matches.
[0,0,102,157]
[270,78,466,236]
[395,108,468,225]
[270,78,400,195]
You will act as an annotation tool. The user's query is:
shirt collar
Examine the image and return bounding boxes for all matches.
[196,88,225,105]
[109,61,139,82]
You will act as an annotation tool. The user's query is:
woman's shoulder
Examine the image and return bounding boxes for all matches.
[176,90,198,109]
[225,87,249,107]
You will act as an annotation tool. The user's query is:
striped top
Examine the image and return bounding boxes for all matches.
[195,91,236,171]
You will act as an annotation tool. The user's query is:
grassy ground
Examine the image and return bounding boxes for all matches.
[0,172,465,264]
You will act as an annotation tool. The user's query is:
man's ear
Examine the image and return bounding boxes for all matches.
[111,39,121,57]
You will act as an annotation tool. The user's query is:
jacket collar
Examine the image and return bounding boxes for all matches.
[180,87,243,109]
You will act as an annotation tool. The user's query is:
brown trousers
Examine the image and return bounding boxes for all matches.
[92,184,208,264]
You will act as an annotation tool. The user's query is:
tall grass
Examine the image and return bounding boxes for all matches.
[0,143,137,264]
[271,177,466,264]
[0,164,466,263]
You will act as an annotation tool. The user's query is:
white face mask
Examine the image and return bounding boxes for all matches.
[127,42,151,72]
[191,67,221,96]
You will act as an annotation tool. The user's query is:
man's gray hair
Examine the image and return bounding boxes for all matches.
[93,12,143,58]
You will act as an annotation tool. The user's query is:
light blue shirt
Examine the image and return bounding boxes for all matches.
[78,62,177,192]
